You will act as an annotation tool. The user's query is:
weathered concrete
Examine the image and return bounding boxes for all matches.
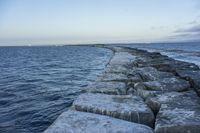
[145,91,200,133]
[135,77,190,92]
[132,50,199,74]
[108,52,136,66]
[132,67,174,81]
[99,72,128,82]
[127,67,174,92]
[86,81,127,95]
[105,64,130,74]
[177,70,200,96]
[134,77,190,99]
[44,110,154,133]
[146,91,183,114]
[155,106,200,133]
[73,93,155,127]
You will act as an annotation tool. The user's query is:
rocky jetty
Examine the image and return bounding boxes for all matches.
[44,46,200,133]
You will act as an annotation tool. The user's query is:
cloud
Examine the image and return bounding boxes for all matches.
[175,24,200,33]
[169,20,200,42]
[166,32,200,42]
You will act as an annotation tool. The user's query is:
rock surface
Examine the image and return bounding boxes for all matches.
[152,91,200,133]
[146,91,183,114]
[73,93,155,127]
[177,70,200,96]
[99,72,128,82]
[131,67,174,82]
[86,81,127,95]
[44,110,154,133]
[105,64,130,74]
[108,52,136,66]
[138,77,190,91]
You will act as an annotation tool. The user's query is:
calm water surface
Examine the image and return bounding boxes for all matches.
[0,46,112,133]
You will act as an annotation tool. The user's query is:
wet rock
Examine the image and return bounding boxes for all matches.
[109,52,136,66]
[100,72,128,82]
[127,67,174,90]
[135,54,199,73]
[131,67,174,82]
[145,91,186,114]
[86,81,127,95]
[135,77,190,92]
[127,73,143,83]
[73,93,155,127]
[105,64,130,74]
[134,86,160,100]
[177,70,200,96]
[44,110,154,133]
[154,92,200,133]
[170,60,199,71]
[134,55,173,69]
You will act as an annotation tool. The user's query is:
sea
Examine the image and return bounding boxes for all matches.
[0,42,200,133]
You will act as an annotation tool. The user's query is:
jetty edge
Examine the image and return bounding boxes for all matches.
[44,45,200,133]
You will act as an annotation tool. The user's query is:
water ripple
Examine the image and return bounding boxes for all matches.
[0,46,112,133]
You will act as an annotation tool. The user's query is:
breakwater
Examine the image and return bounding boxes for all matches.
[44,46,200,133]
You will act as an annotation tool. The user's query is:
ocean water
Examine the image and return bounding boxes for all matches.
[0,46,113,133]
[121,42,200,67]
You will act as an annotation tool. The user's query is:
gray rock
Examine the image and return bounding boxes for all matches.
[134,87,160,100]
[135,54,199,73]
[86,81,127,95]
[44,110,154,133]
[146,91,192,114]
[100,72,128,82]
[127,72,143,83]
[154,91,200,133]
[135,77,190,92]
[109,52,136,66]
[127,67,174,90]
[177,70,200,96]
[105,64,130,74]
[131,67,174,82]
[73,93,155,127]
[155,106,200,133]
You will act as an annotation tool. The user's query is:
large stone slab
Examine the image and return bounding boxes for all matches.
[146,91,199,114]
[131,67,174,82]
[73,93,155,127]
[155,106,200,133]
[86,81,127,95]
[177,70,200,96]
[105,64,130,74]
[109,52,136,66]
[134,77,190,99]
[127,72,143,83]
[44,110,154,133]
[135,77,189,92]
[127,67,174,90]
[153,91,200,133]
[134,53,199,73]
[100,72,128,82]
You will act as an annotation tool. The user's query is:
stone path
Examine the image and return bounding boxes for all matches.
[44,46,200,133]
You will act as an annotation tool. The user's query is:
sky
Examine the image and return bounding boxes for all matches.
[0,0,200,46]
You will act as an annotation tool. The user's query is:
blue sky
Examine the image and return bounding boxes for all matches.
[0,0,200,45]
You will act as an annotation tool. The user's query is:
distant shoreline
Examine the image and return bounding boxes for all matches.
[0,41,200,47]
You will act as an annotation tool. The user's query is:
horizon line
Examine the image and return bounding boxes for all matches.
[0,41,199,47]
